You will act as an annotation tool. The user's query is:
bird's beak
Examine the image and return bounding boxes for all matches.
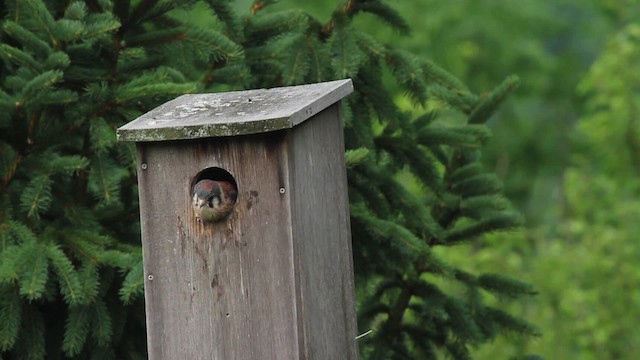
[196,198,207,208]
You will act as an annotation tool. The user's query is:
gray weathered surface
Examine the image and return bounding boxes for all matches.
[117,79,353,142]
[288,103,359,359]
[135,104,358,359]
[137,134,299,359]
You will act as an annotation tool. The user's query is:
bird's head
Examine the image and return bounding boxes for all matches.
[193,179,222,209]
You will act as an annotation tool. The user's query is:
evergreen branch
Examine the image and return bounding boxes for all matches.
[18,242,49,300]
[101,250,138,271]
[2,20,52,58]
[0,288,21,351]
[90,118,117,155]
[250,0,279,15]
[62,305,91,356]
[444,340,472,360]
[450,173,502,197]
[403,325,438,359]
[345,148,370,168]
[413,111,438,128]
[0,246,21,283]
[124,28,185,47]
[45,51,71,70]
[117,82,197,102]
[78,261,100,302]
[417,127,482,148]
[459,195,511,220]
[386,284,412,334]
[477,273,537,299]
[446,163,483,184]
[19,70,63,105]
[125,0,159,29]
[352,66,398,122]
[64,1,88,20]
[0,44,42,71]
[49,155,90,175]
[83,13,122,38]
[385,49,427,104]
[19,174,53,220]
[427,84,479,114]
[0,144,21,187]
[41,89,77,104]
[185,27,243,63]
[357,302,390,320]
[354,31,386,60]
[61,207,101,231]
[375,134,443,192]
[63,230,105,264]
[411,280,448,304]
[88,155,119,205]
[372,278,405,299]
[91,299,113,346]
[277,33,310,85]
[19,0,56,43]
[468,75,519,124]
[352,1,411,35]
[483,307,541,337]
[4,220,38,245]
[54,19,85,41]
[422,58,470,92]
[349,171,392,218]
[246,10,309,42]
[119,260,144,304]
[379,170,444,238]
[329,24,366,79]
[46,243,83,305]
[135,0,190,25]
[443,296,482,343]
[204,0,243,41]
[350,203,428,260]
[17,308,46,359]
[445,213,523,245]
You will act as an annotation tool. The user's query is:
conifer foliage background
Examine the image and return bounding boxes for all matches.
[0,0,539,359]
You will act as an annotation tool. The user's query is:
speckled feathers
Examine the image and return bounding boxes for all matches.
[192,179,237,222]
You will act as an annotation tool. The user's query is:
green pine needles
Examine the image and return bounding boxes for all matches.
[0,0,539,359]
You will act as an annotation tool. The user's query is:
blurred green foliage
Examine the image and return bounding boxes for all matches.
[319,0,640,358]
[265,0,640,358]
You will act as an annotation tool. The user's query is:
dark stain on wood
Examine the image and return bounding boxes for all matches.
[210,274,223,301]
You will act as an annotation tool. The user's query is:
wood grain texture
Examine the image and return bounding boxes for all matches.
[288,103,359,359]
[137,133,299,359]
[136,105,358,358]
[118,79,353,142]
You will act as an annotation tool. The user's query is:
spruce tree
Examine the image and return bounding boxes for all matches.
[0,0,539,359]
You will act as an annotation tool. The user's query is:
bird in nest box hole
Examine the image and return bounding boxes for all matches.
[192,179,238,222]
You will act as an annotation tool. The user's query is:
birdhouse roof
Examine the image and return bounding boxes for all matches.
[117,79,353,142]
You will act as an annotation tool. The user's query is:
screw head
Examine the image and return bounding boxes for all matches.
[279,187,286,194]
[141,163,148,170]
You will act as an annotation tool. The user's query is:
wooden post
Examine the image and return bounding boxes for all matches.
[117,80,358,359]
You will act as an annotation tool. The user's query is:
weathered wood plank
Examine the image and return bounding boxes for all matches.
[137,134,299,359]
[118,79,353,142]
[288,103,359,359]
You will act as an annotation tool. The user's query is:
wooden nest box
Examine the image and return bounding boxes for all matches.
[117,79,359,359]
